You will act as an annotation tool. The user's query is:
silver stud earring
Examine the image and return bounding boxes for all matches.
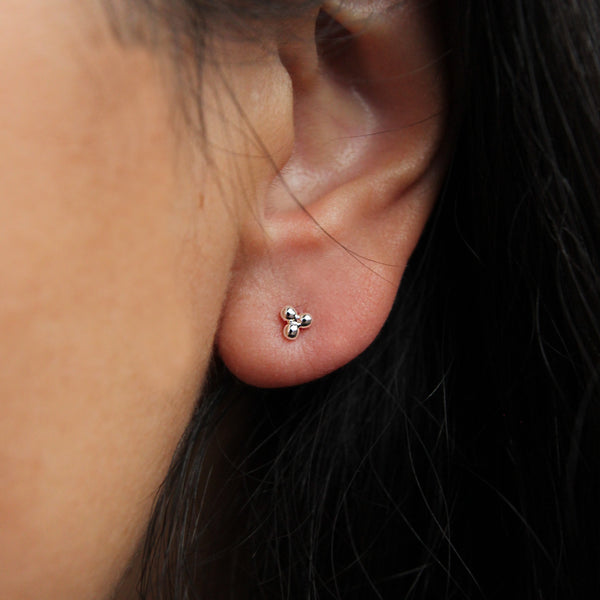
[280,306,312,340]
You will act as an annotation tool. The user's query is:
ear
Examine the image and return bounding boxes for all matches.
[216,0,450,388]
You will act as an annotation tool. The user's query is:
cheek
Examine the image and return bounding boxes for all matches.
[0,12,239,600]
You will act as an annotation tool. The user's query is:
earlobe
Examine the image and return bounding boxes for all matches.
[216,0,450,388]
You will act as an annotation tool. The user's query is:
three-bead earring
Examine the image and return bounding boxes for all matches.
[280,306,312,340]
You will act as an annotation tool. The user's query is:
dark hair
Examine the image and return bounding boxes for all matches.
[132,1,600,598]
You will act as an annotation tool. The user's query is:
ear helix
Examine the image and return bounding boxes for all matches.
[280,306,313,340]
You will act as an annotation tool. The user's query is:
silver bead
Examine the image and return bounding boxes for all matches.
[284,322,300,340]
[300,313,312,328]
[281,306,298,321]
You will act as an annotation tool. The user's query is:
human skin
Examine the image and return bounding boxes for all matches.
[0,1,292,598]
[0,0,450,596]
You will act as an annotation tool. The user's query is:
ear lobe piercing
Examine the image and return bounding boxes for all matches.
[280,306,312,340]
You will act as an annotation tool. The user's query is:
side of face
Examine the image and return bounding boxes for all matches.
[0,1,450,598]
[0,2,291,598]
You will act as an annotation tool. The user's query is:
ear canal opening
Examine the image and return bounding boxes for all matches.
[315,8,360,84]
